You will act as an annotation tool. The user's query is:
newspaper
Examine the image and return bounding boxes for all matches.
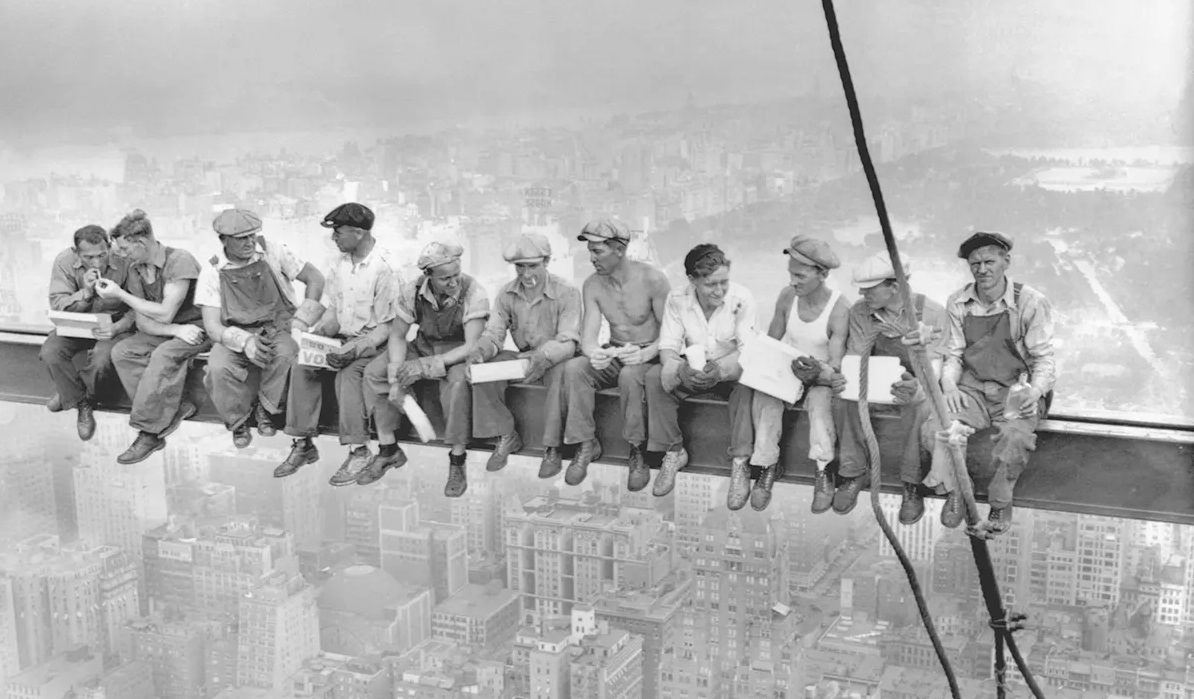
[296,332,343,368]
[48,310,113,340]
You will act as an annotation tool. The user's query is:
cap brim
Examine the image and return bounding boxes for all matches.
[319,220,336,228]
[578,233,608,242]
[784,249,821,267]
[226,230,258,238]
[506,256,545,264]
[851,278,887,290]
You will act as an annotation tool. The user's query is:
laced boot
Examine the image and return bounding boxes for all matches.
[726,457,751,511]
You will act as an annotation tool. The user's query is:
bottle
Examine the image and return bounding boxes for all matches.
[1003,372,1032,420]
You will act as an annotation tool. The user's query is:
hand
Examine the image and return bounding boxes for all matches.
[309,318,339,338]
[173,324,206,346]
[677,362,701,391]
[466,347,486,365]
[943,384,968,414]
[791,357,822,384]
[1016,386,1042,419]
[92,325,114,341]
[290,317,310,334]
[395,359,425,387]
[244,335,276,368]
[589,348,614,371]
[891,372,922,404]
[387,383,405,405]
[523,352,552,384]
[826,372,847,395]
[94,278,122,300]
[82,269,101,298]
[901,322,943,349]
[325,343,360,370]
[619,344,658,366]
[688,362,720,392]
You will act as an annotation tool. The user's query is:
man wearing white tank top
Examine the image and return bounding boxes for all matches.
[748,235,850,511]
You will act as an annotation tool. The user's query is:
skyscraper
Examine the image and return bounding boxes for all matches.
[593,577,690,699]
[236,571,320,691]
[208,446,325,552]
[73,434,168,558]
[379,499,468,604]
[571,628,646,699]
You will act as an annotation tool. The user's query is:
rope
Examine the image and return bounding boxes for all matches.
[817,1,1047,696]
[857,334,961,698]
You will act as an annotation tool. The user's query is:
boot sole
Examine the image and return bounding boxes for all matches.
[117,439,166,465]
[486,438,523,472]
[274,449,319,478]
[564,443,602,485]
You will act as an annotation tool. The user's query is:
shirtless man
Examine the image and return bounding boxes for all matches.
[748,235,850,511]
[559,218,671,490]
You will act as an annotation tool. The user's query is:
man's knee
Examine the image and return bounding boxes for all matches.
[445,363,469,386]
[562,356,592,384]
[39,334,76,364]
[617,363,648,391]
[110,336,142,368]
[362,355,388,392]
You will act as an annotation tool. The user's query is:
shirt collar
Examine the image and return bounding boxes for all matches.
[505,274,562,302]
[681,282,741,315]
[960,276,1014,307]
[212,239,266,269]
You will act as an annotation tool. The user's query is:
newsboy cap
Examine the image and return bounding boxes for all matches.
[320,203,375,231]
[577,218,631,244]
[212,209,262,238]
[852,251,911,289]
[957,231,1012,259]
[503,233,552,263]
[783,235,840,270]
[417,241,464,271]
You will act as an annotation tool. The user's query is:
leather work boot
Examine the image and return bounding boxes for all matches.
[626,444,650,492]
[726,457,751,511]
[76,402,97,442]
[117,432,166,464]
[255,403,277,437]
[539,447,563,479]
[832,476,865,515]
[47,394,64,413]
[232,424,253,449]
[898,483,925,525]
[444,453,468,497]
[940,491,964,529]
[486,432,524,472]
[811,469,834,514]
[987,504,1014,535]
[565,440,602,486]
[160,401,198,439]
[274,438,319,478]
[329,446,372,486]
[750,463,783,511]
[357,444,408,485]
[652,447,689,497]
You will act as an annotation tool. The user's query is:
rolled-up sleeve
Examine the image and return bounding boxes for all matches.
[942,296,967,379]
[393,280,417,325]
[478,295,513,360]
[462,282,490,324]
[369,266,397,326]
[920,299,950,361]
[1020,292,1056,395]
[553,285,582,344]
[48,254,89,312]
[193,264,222,308]
[843,304,871,357]
[658,296,686,356]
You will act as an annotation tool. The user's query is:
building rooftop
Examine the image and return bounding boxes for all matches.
[434,582,518,620]
[318,565,427,619]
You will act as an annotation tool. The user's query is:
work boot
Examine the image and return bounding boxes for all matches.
[232,424,253,449]
[255,403,277,437]
[898,483,925,525]
[811,469,834,514]
[159,401,198,439]
[750,463,783,511]
[76,402,96,442]
[357,444,408,485]
[444,453,468,498]
[486,432,523,472]
[274,438,319,478]
[329,446,372,487]
[47,394,64,413]
[726,457,751,511]
[987,504,1014,535]
[117,432,165,464]
[652,447,688,497]
[539,447,563,479]
[832,476,865,515]
[626,444,650,492]
[565,440,602,486]
[940,491,964,529]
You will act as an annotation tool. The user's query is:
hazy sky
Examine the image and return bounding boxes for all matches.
[0,0,1189,145]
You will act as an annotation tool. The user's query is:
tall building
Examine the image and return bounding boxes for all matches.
[504,493,672,617]
[379,499,468,604]
[431,582,521,654]
[879,494,944,563]
[95,546,140,661]
[1014,511,1127,609]
[571,628,646,699]
[673,473,720,555]
[0,577,19,693]
[128,617,207,699]
[236,571,320,691]
[448,476,501,557]
[208,446,325,552]
[528,627,572,699]
[593,575,690,699]
[73,435,168,558]
[0,426,58,546]
[316,564,432,655]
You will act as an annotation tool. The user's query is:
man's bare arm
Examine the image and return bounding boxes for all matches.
[767,287,795,340]
[579,277,604,358]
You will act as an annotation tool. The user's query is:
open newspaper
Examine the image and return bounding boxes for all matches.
[296,332,343,368]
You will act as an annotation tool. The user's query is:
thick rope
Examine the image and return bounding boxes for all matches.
[857,334,961,698]
[818,1,1047,696]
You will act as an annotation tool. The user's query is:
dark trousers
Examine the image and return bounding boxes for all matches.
[559,356,651,446]
[364,348,472,448]
[472,350,568,445]
[921,381,1043,508]
[39,330,131,409]
[285,346,379,446]
[644,364,753,457]
[835,397,931,483]
[203,334,299,430]
[111,331,212,434]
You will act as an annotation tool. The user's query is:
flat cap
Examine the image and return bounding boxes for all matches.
[783,235,840,270]
[577,218,631,244]
[417,241,464,271]
[503,232,552,263]
[320,202,374,231]
[957,231,1012,259]
[212,209,262,238]
[852,251,911,289]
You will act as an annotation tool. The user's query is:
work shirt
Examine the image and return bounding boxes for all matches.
[322,245,399,339]
[393,274,490,328]
[943,277,1056,395]
[194,237,307,309]
[658,281,756,379]
[845,292,949,363]
[47,248,131,317]
[477,273,580,364]
[125,243,203,324]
